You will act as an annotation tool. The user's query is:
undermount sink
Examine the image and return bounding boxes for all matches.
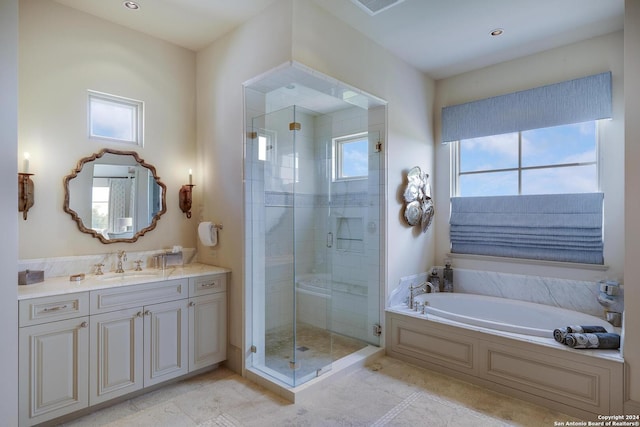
[97,272,162,281]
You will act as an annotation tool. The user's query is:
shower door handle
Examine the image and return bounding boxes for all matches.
[327,232,333,248]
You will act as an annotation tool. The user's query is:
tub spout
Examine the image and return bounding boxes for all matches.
[597,280,619,308]
[408,281,437,308]
[424,281,438,293]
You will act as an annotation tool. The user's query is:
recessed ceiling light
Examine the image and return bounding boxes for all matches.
[123,1,140,10]
[490,28,504,36]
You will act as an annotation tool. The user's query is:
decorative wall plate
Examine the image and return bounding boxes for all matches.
[402,166,434,233]
[403,182,420,203]
[421,199,434,233]
[404,201,421,226]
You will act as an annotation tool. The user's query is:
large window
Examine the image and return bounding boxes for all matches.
[453,121,598,197]
[443,72,610,265]
[333,132,368,181]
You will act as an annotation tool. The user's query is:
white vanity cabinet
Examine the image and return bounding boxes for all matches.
[18,268,229,426]
[188,274,227,371]
[18,293,90,427]
[143,298,189,386]
[89,279,189,403]
[89,307,144,405]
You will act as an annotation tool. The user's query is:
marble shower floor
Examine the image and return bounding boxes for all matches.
[61,356,582,427]
[263,323,369,380]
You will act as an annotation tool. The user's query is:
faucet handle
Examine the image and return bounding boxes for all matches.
[134,260,143,271]
[95,263,104,275]
[599,280,619,296]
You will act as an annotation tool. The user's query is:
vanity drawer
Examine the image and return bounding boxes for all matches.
[90,279,188,314]
[19,292,89,327]
[189,274,227,297]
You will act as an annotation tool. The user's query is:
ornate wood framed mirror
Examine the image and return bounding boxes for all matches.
[63,148,167,243]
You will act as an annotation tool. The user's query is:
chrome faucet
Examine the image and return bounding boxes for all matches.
[116,250,127,273]
[408,281,438,308]
[597,280,622,326]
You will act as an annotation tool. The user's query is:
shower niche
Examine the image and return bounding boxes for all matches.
[244,63,386,390]
[336,217,364,252]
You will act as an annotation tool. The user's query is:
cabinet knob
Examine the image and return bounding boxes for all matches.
[136,311,143,318]
[80,321,88,328]
[189,301,196,307]
[144,310,151,316]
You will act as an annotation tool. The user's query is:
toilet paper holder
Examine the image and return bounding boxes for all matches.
[198,221,223,247]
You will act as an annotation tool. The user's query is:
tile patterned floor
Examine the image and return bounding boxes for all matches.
[263,323,369,381]
[62,356,582,427]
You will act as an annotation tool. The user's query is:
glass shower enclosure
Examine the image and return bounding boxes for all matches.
[247,103,381,388]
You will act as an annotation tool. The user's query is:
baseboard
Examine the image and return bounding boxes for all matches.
[223,343,242,374]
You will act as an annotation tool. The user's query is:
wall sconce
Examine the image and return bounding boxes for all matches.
[18,152,34,220]
[179,169,194,218]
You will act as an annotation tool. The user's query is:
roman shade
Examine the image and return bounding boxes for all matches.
[449,193,604,264]
[441,72,612,143]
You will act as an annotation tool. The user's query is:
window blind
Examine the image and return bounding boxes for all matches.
[449,193,604,264]
[441,72,612,143]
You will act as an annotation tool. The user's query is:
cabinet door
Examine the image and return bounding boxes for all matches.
[144,299,188,386]
[189,292,227,371]
[90,308,144,405]
[19,317,89,427]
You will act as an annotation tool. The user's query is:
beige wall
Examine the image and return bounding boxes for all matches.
[0,0,19,422]
[291,0,436,295]
[18,0,197,259]
[196,0,434,371]
[196,0,295,371]
[624,0,640,410]
[433,31,624,282]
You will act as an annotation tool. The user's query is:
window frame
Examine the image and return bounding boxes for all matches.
[451,122,601,197]
[88,90,144,146]
[332,131,369,182]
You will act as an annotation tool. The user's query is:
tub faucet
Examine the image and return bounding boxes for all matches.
[408,281,437,308]
[116,250,127,273]
[424,281,438,294]
[597,280,622,326]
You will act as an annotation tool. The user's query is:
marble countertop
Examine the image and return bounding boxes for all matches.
[18,263,231,300]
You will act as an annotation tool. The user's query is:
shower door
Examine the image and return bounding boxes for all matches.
[250,106,334,387]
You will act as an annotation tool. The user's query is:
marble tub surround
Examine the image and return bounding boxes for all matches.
[391,268,623,319]
[452,268,623,318]
[18,248,197,281]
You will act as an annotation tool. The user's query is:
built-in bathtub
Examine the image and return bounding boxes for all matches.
[386,293,624,420]
[413,292,614,337]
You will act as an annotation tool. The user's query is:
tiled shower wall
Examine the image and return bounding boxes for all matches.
[249,103,383,343]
